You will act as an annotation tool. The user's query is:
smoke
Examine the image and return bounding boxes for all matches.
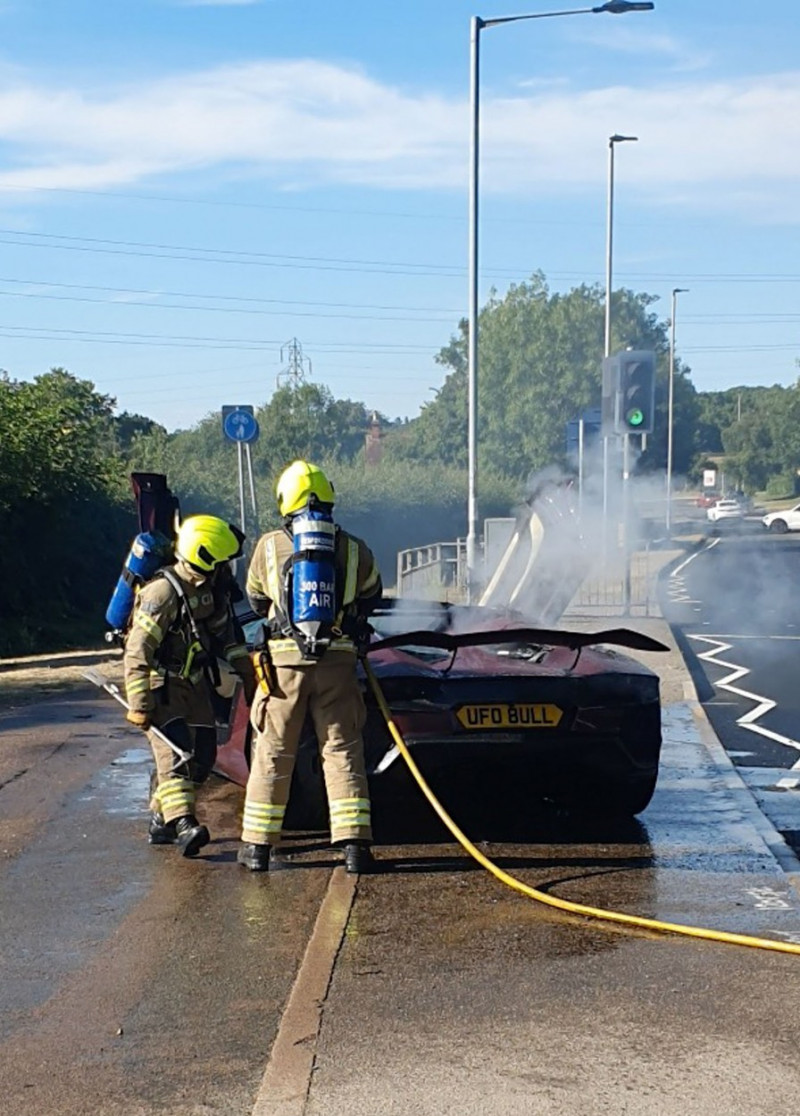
[475,449,682,625]
[389,437,696,630]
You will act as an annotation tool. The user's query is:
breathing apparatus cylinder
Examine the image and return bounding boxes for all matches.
[291,508,336,653]
[105,530,174,637]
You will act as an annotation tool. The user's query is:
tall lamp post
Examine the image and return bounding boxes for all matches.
[604,135,638,360]
[602,132,638,530]
[466,2,655,600]
[666,286,689,533]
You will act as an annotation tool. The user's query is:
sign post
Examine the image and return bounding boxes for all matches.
[221,405,260,542]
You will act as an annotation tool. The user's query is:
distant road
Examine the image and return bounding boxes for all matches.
[661,531,800,780]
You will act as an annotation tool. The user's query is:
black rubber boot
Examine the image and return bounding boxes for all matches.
[148,811,178,845]
[342,841,375,875]
[174,815,210,858]
[237,843,272,872]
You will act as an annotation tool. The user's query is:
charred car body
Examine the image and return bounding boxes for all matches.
[215,599,666,825]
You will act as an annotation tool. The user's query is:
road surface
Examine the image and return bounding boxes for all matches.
[2,623,800,1115]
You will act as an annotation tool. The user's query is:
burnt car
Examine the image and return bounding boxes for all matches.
[214,598,667,826]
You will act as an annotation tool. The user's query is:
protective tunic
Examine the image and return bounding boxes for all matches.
[124,559,255,823]
[242,527,381,845]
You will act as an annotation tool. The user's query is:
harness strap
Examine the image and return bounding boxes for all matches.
[263,529,361,659]
[159,567,220,686]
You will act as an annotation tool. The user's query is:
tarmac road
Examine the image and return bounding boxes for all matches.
[0,690,332,1115]
[662,531,800,846]
[2,616,800,1115]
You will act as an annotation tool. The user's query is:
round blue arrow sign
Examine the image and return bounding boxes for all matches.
[223,409,259,444]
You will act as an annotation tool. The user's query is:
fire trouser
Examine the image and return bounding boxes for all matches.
[147,675,217,823]
[241,655,371,846]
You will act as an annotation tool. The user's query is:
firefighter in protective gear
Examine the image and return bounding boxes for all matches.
[124,515,257,857]
[238,461,382,874]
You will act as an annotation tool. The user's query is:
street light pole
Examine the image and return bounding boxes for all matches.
[467,15,481,601]
[666,286,689,534]
[604,135,637,360]
[602,133,637,529]
[466,3,654,601]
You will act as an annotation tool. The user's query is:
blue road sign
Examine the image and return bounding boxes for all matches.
[222,406,259,444]
[566,407,602,457]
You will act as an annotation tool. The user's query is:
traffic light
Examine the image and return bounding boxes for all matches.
[617,350,655,433]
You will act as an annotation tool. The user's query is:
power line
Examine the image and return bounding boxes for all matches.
[0,275,460,315]
[0,285,456,324]
[3,228,800,286]
[0,228,465,276]
[0,322,438,353]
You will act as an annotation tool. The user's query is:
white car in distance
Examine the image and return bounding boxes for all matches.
[762,503,800,534]
[707,498,744,523]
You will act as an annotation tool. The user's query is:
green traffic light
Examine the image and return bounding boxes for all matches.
[627,408,644,427]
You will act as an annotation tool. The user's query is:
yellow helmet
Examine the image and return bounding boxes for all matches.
[175,515,245,572]
[276,460,335,517]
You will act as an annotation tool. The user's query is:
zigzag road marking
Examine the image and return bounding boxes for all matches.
[688,634,800,789]
[668,539,719,604]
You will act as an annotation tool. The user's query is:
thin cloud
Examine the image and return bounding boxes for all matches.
[574,26,713,72]
[0,60,799,220]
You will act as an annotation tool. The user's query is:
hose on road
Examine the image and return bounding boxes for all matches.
[363,658,800,957]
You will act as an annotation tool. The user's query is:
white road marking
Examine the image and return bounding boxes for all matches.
[670,538,720,578]
[745,886,792,910]
[688,634,800,641]
[668,541,719,604]
[687,635,800,787]
[673,541,800,788]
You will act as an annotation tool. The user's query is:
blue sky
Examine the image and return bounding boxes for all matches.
[0,0,799,431]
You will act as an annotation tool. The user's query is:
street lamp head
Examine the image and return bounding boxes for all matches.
[673,287,689,295]
[594,2,655,12]
[610,134,638,144]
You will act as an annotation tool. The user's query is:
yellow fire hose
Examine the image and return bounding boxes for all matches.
[363,658,800,957]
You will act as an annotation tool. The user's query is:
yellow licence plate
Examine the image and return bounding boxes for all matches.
[456,703,563,730]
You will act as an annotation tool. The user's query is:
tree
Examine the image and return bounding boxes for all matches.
[0,369,133,653]
[126,383,386,524]
[717,381,800,492]
[0,367,120,509]
[386,274,699,481]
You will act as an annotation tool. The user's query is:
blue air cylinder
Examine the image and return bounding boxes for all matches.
[291,509,336,647]
[105,530,173,634]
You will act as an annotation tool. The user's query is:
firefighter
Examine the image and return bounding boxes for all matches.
[124,515,256,857]
[238,460,382,874]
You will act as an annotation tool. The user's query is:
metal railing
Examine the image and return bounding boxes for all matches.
[396,540,466,599]
[396,536,659,618]
[565,544,657,617]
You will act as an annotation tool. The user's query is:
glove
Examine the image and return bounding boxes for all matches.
[126,709,151,730]
[352,615,375,657]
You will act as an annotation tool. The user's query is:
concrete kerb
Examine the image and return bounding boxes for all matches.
[0,647,122,674]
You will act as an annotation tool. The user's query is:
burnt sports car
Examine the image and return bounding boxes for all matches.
[214,598,667,825]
